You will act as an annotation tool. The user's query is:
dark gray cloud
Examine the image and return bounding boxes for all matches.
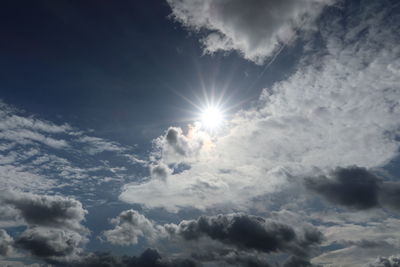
[0,191,89,263]
[378,182,400,211]
[165,213,323,257]
[283,256,321,267]
[305,166,400,212]
[101,211,322,266]
[72,249,319,267]
[305,166,381,210]
[344,239,392,249]
[367,255,400,267]
[74,249,199,267]
[215,253,272,267]
[15,227,85,259]
[1,191,87,231]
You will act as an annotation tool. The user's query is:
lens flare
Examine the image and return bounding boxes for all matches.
[201,107,223,129]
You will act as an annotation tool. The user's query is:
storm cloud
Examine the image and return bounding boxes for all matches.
[367,255,400,267]
[305,166,400,211]
[305,167,381,210]
[75,249,199,267]
[165,213,323,258]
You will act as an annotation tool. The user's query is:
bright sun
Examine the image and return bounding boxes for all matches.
[201,107,223,129]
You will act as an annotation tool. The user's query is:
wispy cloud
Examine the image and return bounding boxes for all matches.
[0,100,147,196]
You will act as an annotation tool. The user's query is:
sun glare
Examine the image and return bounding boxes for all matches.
[201,107,223,129]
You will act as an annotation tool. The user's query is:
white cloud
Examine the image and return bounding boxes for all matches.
[77,136,126,155]
[121,0,400,212]
[152,126,210,164]
[102,209,161,246]
[167,0,336,64]
[0,100,146,198]
[0,229,14,257]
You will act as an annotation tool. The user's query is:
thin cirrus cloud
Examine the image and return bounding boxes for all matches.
[0,100,147,197]
[120,0,400,212]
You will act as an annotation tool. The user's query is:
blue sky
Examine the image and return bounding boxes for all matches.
[0,0,400,266]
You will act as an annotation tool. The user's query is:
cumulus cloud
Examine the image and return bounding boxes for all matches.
[1,191,87,231]
[305,166,400,211]
[0,191,89,263]
[75,248,199,267]
[150,163,172,181]
[0,229,14,257]
[102,209,161,246]
[305,167,381,210]
[164,213,322,258]
[153,126,208,164]
[121,0,400,211]
[15,227,86,259]
[367,255,400,267]
[283,256,320,267]
[167,0,336,64]
[101,210,322,265]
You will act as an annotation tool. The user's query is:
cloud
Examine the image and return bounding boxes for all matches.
[75,248,199,267]
[377,182,400,212]
[0,191,89,263]
[0,99,146,199]
[153,126,208,164]
[102,209,160,246]
[15,227,86,259]
[121,0,400,212]
[283,256,320,267]
[367,255,400,267]
[77,136,126,155]
[305,166,381,210]
[0,229,14,257]
[101,210,322,265]
[311,217,400,266]
[167,0,336,64]
[0,101,71,134]
[305,166,400,211]
[1,191,87,231]
[164,213,322,258]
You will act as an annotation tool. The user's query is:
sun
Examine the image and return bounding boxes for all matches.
[201,106,224,130]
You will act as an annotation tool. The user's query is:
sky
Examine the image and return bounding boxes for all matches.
[0,0,400,266]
